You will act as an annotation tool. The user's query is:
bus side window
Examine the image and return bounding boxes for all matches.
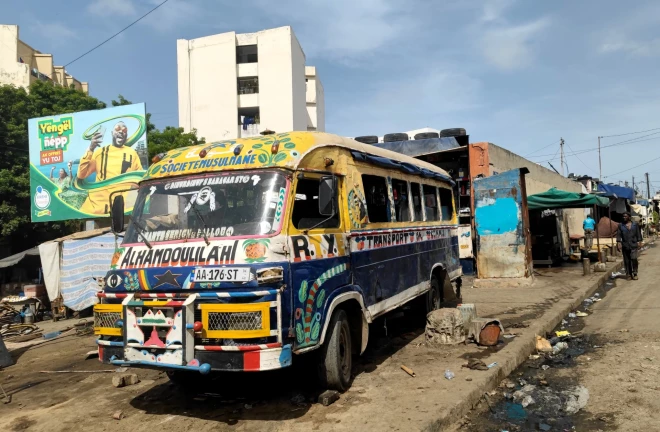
[410,182,423,221]
[439,187,454,221]
[423,184,439,221]
[362,174,390,223]
[292,178,340,229]
[391,178,410,222]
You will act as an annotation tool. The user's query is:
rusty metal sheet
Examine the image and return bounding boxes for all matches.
[474,169,532,279]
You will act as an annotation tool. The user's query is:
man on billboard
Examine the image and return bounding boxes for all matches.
[77,121,143,214]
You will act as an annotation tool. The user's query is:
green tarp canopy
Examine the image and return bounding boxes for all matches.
[527,187,609,210]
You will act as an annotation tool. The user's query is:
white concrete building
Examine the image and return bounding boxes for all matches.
[0,25,88,93]
[177,26,324,142]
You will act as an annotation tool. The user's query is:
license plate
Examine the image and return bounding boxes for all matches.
[193,267,251,282]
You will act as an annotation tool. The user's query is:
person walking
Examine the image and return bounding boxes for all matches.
[583,213,596,250]
[616,211,643,280]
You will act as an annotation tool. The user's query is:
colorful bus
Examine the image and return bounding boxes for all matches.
[94,132,462,390]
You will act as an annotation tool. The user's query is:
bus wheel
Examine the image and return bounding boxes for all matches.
[166,370,205,391]
[319,309,352,391]
[426,276,442,314]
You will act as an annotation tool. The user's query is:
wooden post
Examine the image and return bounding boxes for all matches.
[583,258,590,276]
[608,202,616,256]
[595,204,602,262]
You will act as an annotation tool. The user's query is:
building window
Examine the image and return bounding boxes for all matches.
[292,178,340,229]
[411,182,423,221]
[439,188,454,221]
[391,179,410,222]
[238,107,259,130]
[423,185,440,221]
[362,175,390,223]
[236,45,258,64]
[238,77,259,94]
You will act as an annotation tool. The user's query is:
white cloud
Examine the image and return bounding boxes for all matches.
[87,0,137,16]
[595,3,660,57]
[30,21,78,43]
[332,68,482,135]
[481,0,515,23]
[141,0,202,32]
[479,18,550,71]
[600,40,660,56]
[255,0,412,61]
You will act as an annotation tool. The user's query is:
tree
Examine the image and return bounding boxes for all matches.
[111,95,205,160]
[0,84,203,256]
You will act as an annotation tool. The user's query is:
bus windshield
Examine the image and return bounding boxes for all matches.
[124,171,288,244]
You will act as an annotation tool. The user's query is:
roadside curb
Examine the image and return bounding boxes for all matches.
[426,259,623,432]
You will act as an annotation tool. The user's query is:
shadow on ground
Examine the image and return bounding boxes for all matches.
[129,306,429,424]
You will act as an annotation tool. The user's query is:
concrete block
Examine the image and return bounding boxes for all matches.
[318,390,340,406]
[112,373,140,388]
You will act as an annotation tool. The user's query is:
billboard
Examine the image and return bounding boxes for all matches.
[29,103,148,222]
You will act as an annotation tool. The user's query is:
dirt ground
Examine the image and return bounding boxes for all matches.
[0,256,624,432]
[463,243,660,431]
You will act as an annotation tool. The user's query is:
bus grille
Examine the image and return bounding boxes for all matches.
[207,311,262,332]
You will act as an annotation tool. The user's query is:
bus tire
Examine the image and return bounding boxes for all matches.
[166,370,204,391]
[440,128,466,138]
[319,309,352,391]
[426,276,442,314]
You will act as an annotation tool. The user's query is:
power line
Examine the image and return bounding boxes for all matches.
[564,140,596,175]
[63,0,170,69]
[524,139,561,157]
[599,127,660,138]
[530,134,660,161]
[604,155,660,178]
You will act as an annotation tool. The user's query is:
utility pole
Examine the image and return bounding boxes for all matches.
[598,136,602,180]
[633,176,635,195]
[646,172,651,199]
[560,138,565,176]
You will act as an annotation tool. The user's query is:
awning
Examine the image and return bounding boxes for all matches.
[527,188,610,210]
[0,247,40,268]
[597,183,635,201]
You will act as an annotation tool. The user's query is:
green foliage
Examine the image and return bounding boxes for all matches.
[0,83,203,254]
[653,211,659,225]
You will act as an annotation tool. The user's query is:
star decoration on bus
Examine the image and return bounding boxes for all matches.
[153,270,182,289]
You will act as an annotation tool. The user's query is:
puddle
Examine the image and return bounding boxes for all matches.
[463,275,622,431]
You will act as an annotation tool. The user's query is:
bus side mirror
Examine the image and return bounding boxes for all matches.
[319,176,337,216]
[111,195,125,233]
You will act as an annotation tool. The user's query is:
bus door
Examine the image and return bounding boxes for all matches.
[287,174,351,350]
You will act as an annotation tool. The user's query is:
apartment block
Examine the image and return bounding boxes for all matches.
[0,25,89,93]
[177,26,324,141]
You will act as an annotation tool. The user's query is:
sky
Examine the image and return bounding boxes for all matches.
[4,0,660,194]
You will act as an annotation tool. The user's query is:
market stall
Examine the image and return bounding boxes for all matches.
[527,188,609,266]
[39,228,115,314]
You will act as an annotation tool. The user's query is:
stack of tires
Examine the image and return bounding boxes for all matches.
[413,132,440,140]
[354,136,378,145]
[440,128,469,146]
[383,133,410,143]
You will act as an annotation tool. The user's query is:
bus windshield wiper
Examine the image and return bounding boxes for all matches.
[187,199,211,246]
[131,219,152,249]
